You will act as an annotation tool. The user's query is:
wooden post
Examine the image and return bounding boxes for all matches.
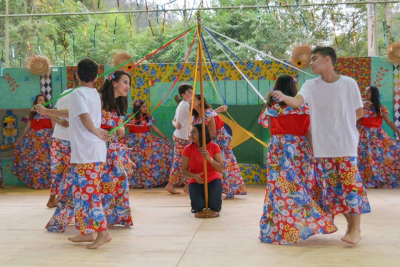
[197,22,209,210]
[194,10,219,219]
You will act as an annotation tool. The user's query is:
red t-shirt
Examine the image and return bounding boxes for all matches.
[182,142,222,185]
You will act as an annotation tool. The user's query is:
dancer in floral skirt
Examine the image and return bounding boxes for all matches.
[13,94,55,189]
[259,75,337,245]
[357,86,400,188]
[119,99,172,188]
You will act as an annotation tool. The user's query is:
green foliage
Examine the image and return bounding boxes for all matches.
[0,0,398,67]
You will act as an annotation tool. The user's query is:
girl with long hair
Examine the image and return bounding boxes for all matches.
[357,86,400,188]
[258,75,337,244]
[13,94,55,189]
[119,99,173,188]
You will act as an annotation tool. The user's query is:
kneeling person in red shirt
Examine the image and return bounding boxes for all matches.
[182,123,224,213]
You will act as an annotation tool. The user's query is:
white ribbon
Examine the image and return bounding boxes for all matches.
[205,29,267,103]
[203,25,316,78]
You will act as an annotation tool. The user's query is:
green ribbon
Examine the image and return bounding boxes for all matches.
[107,28,196,135]
[42,26,196,108]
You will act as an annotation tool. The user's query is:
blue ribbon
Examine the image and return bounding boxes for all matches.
[203,26,255,75]
[201,32,227,105]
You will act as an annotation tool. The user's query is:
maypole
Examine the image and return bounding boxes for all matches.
[195,9,219,219]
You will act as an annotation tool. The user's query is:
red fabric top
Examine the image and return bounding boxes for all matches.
[129,124,150,133]
[30,118,52,131]
[182,142,222,185]
[270,114,310,136]
[214,115,224,130]
[358,117,383,128]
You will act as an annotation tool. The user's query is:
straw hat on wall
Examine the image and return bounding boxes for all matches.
[388,42,400,65]
[28,55,51,76]
[290,46,312,70]
[113,52,133,71]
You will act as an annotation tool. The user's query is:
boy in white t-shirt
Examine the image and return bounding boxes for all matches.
[36,59,113,249]
[272,46,371,245]
[165,83,193,194]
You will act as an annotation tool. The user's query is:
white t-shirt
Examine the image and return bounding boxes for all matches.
[173,100,191,140]
[298,76,363,158]
[69,87,107,164]
[52,89,72,141]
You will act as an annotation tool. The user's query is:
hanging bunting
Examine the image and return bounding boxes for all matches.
[116,0,120,8]
[97,0,100,8]
[189,0,196,20]
[310,11,325,40]
[1,48,4,78]
[62,0,65,5]
[266,0,271,14]
[63,30,66,66]
[256,0,261,24]
[27,40,32,54]
[73,29,76,65]
[156,5,159,25]
[383,19,387,50]
[11,44,15,63]
[331,11,338,45]
[162,5,166,34]
[145,0,155,38]
[135,0,139,5]
[93,23,98,51]
[113,15,118,44]
[285,4,299,27]
[239,0,244,18]
[105,19,108,53]
[129,14,133,40]
[18,42,22,67]
[230,0,235,14]
[295,0,309,31]
[36,35,42,55]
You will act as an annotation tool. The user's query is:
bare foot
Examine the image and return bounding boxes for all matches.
[46,195,58,208]
[165,183,181,194]
[183,184,189,194]
[68,232,96,243]
[87,231,112,249]
[107,223,114,229]
[341,230,361,245]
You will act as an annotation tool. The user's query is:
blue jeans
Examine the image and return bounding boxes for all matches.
[189,179,222,213]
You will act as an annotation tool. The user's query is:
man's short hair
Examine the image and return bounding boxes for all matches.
[311,46,337,65]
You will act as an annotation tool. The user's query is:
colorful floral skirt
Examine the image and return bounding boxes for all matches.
[100,143,135,227]
[119,132,172,188]
[46,143,135,232]
[50,138,71,196]
[357,125,400,188]
[168,135,190,186]
[316,157,371,216]
[260,135,337,245]
[12,128,53,189]
[215,127,247,197]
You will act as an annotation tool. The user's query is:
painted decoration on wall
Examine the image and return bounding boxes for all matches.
[0,110,18,151]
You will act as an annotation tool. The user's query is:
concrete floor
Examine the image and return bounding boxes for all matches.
[1,185,400,267]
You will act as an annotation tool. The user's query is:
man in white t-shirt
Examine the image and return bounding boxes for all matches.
[165,83,193,194]
[46,88,73,209]
[35,59,113,249]
[272,46,371,245]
